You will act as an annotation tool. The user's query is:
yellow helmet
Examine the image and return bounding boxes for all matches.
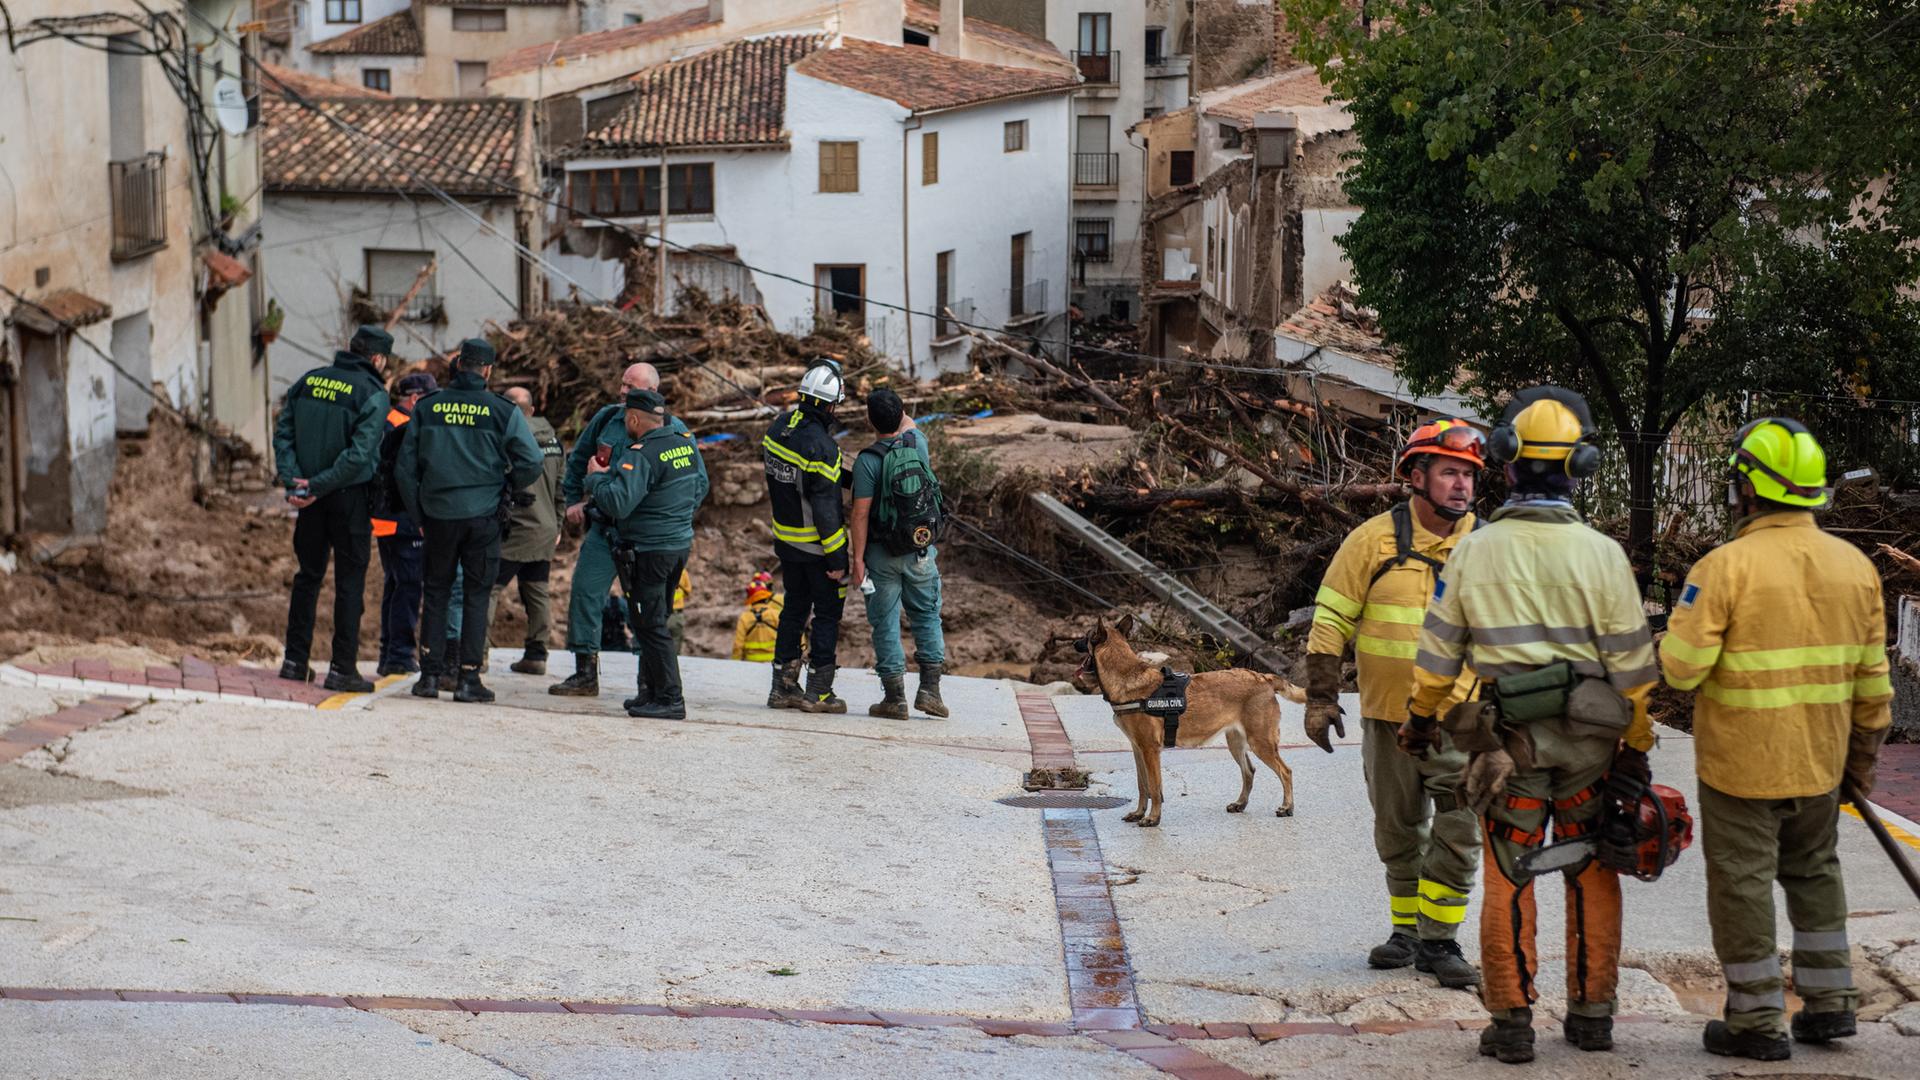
[1487,385,1600,478]
[1730,418,1828,508]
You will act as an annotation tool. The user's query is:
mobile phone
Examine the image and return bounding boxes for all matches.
[594,445,612,467]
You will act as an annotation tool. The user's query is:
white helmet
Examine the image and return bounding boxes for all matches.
[797,360,844,404]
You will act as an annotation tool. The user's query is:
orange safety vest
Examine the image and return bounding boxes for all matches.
[370,408,411,537]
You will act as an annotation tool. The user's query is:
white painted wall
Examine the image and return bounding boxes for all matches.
[1046,0,1150,312]
[552,67,1072,376]
[302,0,411,45]
[263,193,524,392]
[1301,207,1358,303]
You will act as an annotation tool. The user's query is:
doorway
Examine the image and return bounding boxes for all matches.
[813,264,866,330]
[18,326,72,533]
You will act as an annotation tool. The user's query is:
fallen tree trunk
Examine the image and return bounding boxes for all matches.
[1162,417,1364,525]
[958,320,1125,413]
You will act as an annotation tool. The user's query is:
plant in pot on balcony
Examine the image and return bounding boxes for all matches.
[257,298,284,344]
[219,190,244,227]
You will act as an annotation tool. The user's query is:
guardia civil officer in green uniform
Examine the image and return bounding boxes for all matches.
[395,338,543,703]
[582,388,708,720]
[549,362,690,697]
[274,324,392,692]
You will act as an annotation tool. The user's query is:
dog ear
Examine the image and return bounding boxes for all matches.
[1116,613,1137,638]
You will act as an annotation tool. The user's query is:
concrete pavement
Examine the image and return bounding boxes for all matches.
[2,653,1917,1078]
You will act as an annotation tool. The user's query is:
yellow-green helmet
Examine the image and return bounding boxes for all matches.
[1730,417,1829,508]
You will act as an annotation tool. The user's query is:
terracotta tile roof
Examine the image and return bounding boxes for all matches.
[794,38,1077,114]
[263,97,525,196]
[12,289,112,332]
[573,34,825,153]
[490,6,715,79]
[259,61,389,101]
[901,1,1072,70]
[308,10,422,56]
[1205,66,1338,127]
[1277,285,1395,369]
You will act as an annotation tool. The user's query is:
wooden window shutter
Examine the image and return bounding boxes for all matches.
[922,131,938,185]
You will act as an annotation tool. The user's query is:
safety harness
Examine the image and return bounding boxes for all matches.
[1368,501,1483,587]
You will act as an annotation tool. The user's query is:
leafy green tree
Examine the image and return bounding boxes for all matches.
[1281,0,1920,560]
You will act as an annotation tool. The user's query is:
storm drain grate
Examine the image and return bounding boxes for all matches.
[996,794,1129,810]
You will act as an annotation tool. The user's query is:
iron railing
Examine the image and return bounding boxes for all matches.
[109,151,167,261]
[1073,50,1118,85]
[364,290,444,323]
[1007,279,1047,321]
[1074,152,1119,187]
[934,298,975,341]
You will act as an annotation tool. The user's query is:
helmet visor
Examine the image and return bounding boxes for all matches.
[1406,423,1485,459]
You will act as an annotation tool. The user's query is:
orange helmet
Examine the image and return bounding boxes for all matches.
[746,570,774,604]
[1397,418,1485,478]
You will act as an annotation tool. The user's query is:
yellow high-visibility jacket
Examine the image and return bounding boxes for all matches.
[1660,512,1891,799]
[673,568,691,613]
[731,595,784,662]
[1310,505,1477,723]
[1410,503,1658,751]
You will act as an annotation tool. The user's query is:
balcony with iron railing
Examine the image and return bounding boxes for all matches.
[358,290,445,324]
[109,151,167,261]
[1073,152,1119,188]
[934,298,975,343]
[1006,279,1047,324]
[1072,50,1118,86]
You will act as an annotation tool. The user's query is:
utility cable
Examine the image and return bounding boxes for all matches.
[947,514,1114,609]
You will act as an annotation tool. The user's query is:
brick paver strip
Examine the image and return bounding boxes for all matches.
[1015,692,1079,771]
[346,996,461,1011]
[120,991,238,1004]
[562,1002,677,1016]
[458,999,569,1014]
[774,1008,886,1026]
[1872,744,1920,824]
[234,994,351,1008]
[1,988,122,1001]
[0,696,141,762]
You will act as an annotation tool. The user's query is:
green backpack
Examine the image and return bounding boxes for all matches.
[865,431,944,557]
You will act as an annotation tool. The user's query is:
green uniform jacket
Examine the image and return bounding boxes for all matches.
[395,370,544,523]
[562,401,690,506]
[501,416,565,563]
[584,420,709,552]
[272,352,389,497]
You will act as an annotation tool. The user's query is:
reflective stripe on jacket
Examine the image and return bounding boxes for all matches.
[1410,502,1658,750]
[732,596,783,661]
[1308,504,1476,722]
[1660,512,1891,799]
[763,405,848,569]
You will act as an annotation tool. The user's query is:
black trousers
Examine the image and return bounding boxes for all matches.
[615,547,689,704]
[285,485,371,670]
[377,534,424,668]
[420,514,501,674]
[773,557,844,669]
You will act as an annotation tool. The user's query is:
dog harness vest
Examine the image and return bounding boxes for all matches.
[1113,667,1192,747]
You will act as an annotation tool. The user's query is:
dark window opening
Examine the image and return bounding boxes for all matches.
[1169,150,1194,186]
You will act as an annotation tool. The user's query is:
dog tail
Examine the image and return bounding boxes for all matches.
[1262,673,1307,704]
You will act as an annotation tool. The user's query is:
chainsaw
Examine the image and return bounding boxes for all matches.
[1517,783,1693,881]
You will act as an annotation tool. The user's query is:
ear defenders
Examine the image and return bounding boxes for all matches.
[1485,386,1602,479]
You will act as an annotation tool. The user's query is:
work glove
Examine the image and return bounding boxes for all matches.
[1845,727,1889,801]
[1459,748,1515,816]
[1605,746,1652,806]
[1303,653,1345,754]
[1397,711,1439,758]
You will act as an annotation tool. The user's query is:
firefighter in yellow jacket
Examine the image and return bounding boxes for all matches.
[1660,418,1891,1062]
[1307,419,1486,987]
[732,572,784,662]
[1408,386,1659,1064]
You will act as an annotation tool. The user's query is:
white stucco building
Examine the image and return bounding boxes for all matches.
[261,94,537,391]
[553,33,1076,377]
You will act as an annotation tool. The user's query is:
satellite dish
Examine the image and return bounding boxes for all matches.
[213,77,250,136]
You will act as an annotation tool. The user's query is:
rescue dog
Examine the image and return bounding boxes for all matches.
[1076,615,1302,827]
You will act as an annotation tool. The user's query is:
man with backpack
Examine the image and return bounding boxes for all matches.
[848,389,948,719]
[1304,418,1486,988]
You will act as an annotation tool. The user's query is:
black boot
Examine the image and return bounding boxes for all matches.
[1366,931,1419,969]
[767,660,804,709]
[1563,1013,1613,1051]
[323,665,375,693]
[453,666,495,704]
[1790,1008,1856,1044]
[440,637,463,691]
[511,643,548,676]
[913,660,949,718]
[623,672,653,712]
[1704,1020,1790,1061]
[869,674,909,719]
[1415,938,1481,989]
[549,654,599,696]
[629,695,685,720]
[411,666,440,698]
[1478,1009,1535,1065]
[279,660,313,683]
[377,657,418,677]
[798,664,847,714]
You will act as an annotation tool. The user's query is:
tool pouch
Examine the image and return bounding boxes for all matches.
[1441,700,1503,754]
[1490,661,1574,724]
[1565,677,1632,738]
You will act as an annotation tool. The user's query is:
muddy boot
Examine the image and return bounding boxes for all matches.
[798,665,847,714]
[1704,1020,1790,1061]
[1366,931,1419,970]
[453,666,495,704]
[1478,1009,1535,1065]
[1791,1009,1856,1044]
[1415,939,1481,989]
[548,654,599,696]
[323,666,374,693]
[868,674,910,719]
[511,644,547,676]
[767,660,804,710]
[913,660,949,718]
[1563,1013,1612,1052]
